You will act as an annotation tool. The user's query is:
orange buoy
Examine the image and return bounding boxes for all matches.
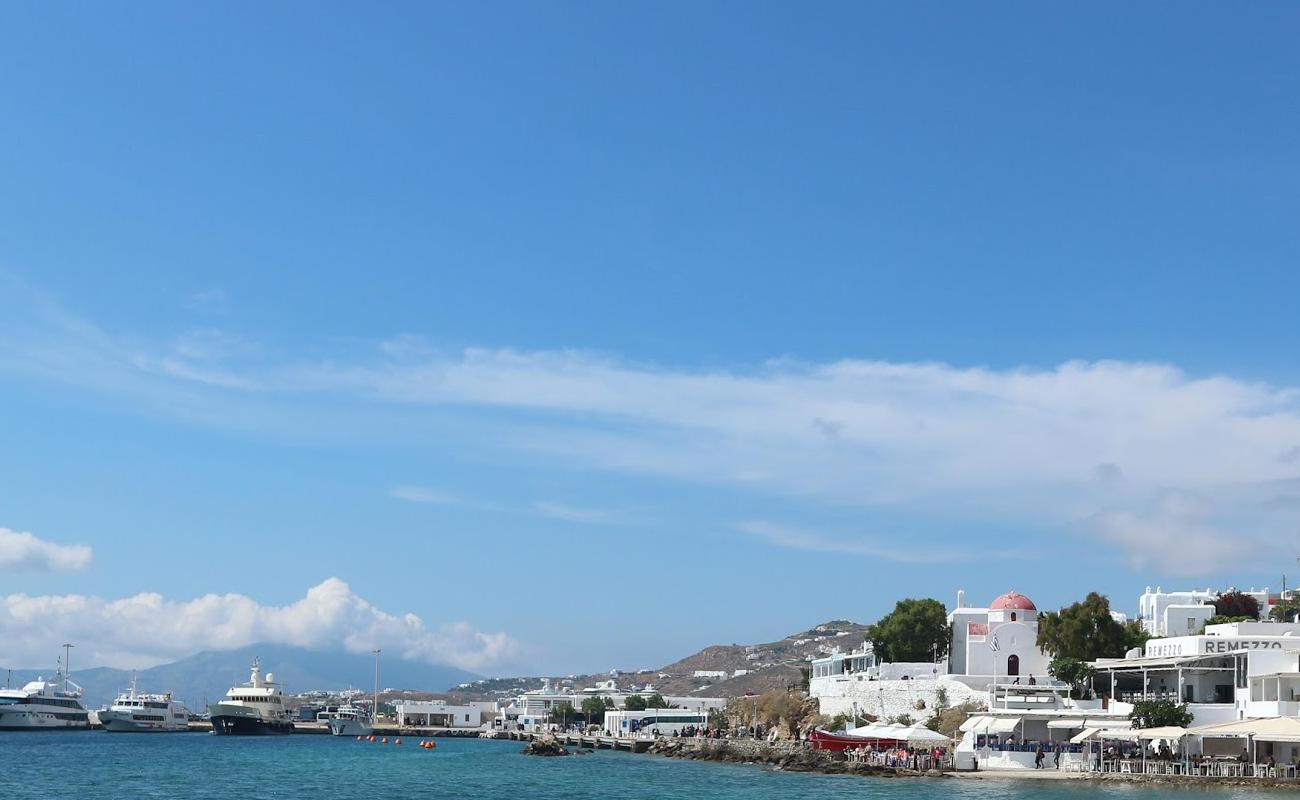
[368,735,375,742]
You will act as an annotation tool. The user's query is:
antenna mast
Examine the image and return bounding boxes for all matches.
[61,643,74,693]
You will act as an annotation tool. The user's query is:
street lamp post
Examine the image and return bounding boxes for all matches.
[372,650,381,727]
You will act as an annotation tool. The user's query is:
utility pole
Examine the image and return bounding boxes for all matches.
[372,649,381,726]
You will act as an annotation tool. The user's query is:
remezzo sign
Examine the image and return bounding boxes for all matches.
[1202,639,1283,653]
[1144,637,1291,658]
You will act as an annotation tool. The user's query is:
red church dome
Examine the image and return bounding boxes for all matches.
[990,591,1036,611]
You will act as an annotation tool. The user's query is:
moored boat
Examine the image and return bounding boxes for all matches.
[208,658,294,735]
[98,673,191,732]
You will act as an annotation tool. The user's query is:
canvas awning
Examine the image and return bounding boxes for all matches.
[1047,719,1085,729]
[899,723,951,743]
[846,723,910,740]
[1084,718,1132,731]
[987,717,1021,734]
[1189,717,1300,742]
[1070,728,1100,744]
[1135,726,1187,741]
[959,716,990,733]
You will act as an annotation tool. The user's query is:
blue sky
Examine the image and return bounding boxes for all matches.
[1,2,1298,675]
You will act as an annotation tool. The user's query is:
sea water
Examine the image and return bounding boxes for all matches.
[0,732,1289,800]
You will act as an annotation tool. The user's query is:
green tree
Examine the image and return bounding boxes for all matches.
[623,694,647,711]
[645,693,673,709]
[551,701,575,727]
[580,695,610,724]
[1122,620,1151,654]
[926,700,985,738]
[1036,593,1129,660]
[1048,656,1095,698]
[1129,699,1193,729]
[867,598,950,662]
[1212,592,1260,619]
[1271,597,1300,622]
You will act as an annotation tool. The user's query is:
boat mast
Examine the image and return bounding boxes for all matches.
[61,643,74,694]
[372,649,381,726]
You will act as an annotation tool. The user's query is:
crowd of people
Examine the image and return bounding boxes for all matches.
[845,743,951,771]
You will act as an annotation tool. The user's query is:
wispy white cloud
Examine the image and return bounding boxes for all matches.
[531,501,630,526]
[0,527,92,573]
[187,288,228,313]
[735,520,968,564]
[0,577,517,671]
[389,485,464,506]
[4,279,1300,575]
[390,485,631,526]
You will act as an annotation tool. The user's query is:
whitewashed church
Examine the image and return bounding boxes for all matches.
[947,589,1052,683]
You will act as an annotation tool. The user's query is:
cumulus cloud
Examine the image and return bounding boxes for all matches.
[0,577,517,671]
[0,527,92,572]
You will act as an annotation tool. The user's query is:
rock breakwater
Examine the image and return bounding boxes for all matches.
[648,739,948,779]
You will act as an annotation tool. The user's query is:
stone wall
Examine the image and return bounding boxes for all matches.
[812,674,985,720]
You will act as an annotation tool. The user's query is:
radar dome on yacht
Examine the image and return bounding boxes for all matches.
[266,673,274,683]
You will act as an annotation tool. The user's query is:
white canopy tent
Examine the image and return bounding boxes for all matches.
[899,723,952,744]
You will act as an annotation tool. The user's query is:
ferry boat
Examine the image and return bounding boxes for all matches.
[0,668,90,730]
[208,658,294,735]
[326,703,373,737]
[98,674,192,732]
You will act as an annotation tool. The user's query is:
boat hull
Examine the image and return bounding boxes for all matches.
[0,710,90,730]
[99,710,189,733]
[328,717,373,737]
[210,714,294,735]
[808,728,902,751]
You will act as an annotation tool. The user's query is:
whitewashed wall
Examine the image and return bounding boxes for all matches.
[812,674,985,721]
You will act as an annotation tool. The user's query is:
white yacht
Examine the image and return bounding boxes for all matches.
[208,658,294,735]
[0,669,89,730]
[98,674,192,732]
[327,703,373,737]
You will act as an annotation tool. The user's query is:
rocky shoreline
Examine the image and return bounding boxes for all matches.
[647,739,948,779]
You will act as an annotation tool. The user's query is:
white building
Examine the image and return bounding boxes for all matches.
[394,700,491,728]
[1137,586,1281,637]
[953,617,1300,771]
[809,590,1055,722]
[492,678,726,731]
[948,590,1052,684]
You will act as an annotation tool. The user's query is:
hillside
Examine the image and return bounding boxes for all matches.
[2,643,479,710]
[463,619,869,701]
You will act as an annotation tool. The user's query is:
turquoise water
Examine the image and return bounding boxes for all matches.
[0,732,1290,800]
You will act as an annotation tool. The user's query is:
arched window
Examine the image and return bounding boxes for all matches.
[1007,654,1020,676]
[1011,612,1017,622]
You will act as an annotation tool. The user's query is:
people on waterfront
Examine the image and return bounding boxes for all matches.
[1034,745,1045,769]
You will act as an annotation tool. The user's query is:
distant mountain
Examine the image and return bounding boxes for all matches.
[1,643,479,710]
[465,619,869,700]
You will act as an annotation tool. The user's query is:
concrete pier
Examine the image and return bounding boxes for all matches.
[505,729,653,753]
